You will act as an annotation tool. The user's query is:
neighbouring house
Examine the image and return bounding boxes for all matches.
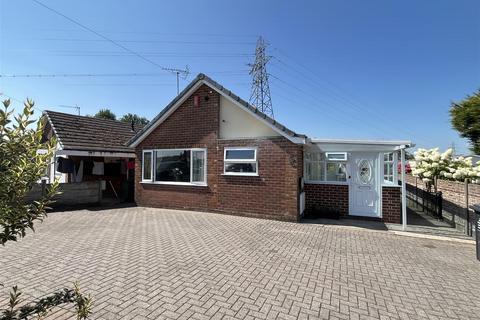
[41,111,140,203]
[127,73,412,223]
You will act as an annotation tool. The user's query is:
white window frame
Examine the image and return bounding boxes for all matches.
[223,147,258,176]
[325,152,348,161]
[304,151,326,182]
[304,151,348,185]
[142,150,153,182]
[382,152,398,185]
[190,148,208,185]
[325,161,348,183]
[141,148,207,186]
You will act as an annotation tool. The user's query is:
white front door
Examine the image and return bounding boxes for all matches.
[349,152,380,217]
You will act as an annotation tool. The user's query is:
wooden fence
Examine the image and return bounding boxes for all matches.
[25,181,102,207]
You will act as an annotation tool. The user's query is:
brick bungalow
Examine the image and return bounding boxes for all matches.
[127,74,412,223]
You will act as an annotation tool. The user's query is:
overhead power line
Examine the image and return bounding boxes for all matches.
[271,48,437,145]
[44,51,254,58]
[0,92,44,113]
[268,74,388,135]
[24,28,259,38]
[31,0,188,79]
[0,70,249,78]
[42,38,256,45]
[0,73,169,78]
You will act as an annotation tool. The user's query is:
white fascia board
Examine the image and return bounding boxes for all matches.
[307,142,408,152]
[55,149,136,158]
[310,138,412,146]
[129,81,205,148]
[208,82,306,144]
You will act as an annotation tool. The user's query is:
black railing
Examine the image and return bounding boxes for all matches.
[471,204,480,261]
[406,183,443,220]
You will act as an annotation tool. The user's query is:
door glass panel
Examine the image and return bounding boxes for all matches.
[358,159,372,184]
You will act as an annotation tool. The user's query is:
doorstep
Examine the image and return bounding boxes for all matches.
[385,223,475,244]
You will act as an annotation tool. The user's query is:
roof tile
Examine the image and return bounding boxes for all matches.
[43,110,142,153]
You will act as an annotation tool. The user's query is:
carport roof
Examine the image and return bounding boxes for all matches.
[43,110,143,153]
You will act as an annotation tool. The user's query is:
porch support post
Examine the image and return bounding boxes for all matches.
[401,147,407,230]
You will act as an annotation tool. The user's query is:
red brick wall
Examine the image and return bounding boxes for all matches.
[382,186,401,223]
[304,184,402,222]
[217,139,303,221]
[304,183,349,215]
[135,84,302,221]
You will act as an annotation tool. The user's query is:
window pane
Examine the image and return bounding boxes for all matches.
[225,162,257,173]
[306,161,324,181]
[384,161,394,182]
[143,152,152,180]
[307,152,323,162]
[327,153,346,161]
[384,153,393,162]
[225,149,255,160]
[155,150,190,182]
[192,150,205,182]
[326,162,346,181]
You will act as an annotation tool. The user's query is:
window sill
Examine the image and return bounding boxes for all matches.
[382,184,401,188]
[140,181,207,187]
[305,181,348,185]
[222,173,259,177]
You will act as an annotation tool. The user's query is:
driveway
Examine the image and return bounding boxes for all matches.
[1,207,479,319]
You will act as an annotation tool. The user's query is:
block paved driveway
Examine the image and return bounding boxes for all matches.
[1,207,480,320]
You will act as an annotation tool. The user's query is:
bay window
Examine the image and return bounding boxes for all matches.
[142,148,206,185]
[224,147,258,175]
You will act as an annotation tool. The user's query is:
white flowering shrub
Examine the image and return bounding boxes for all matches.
[410,148,480,191]
[410,148,451,185]
[442,156,480,184]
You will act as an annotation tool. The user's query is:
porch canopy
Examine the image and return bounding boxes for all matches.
[309,138,414,229]
[310,139,413,152]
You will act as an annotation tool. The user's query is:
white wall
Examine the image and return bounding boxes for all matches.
[48,155,67,183]
[219,96,280,139]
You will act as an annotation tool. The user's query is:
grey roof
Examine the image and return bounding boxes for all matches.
[43,110,142,153]
[127,73,306,146]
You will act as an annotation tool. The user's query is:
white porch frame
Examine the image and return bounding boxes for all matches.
[399,146,408,230]
[306,139,414,226]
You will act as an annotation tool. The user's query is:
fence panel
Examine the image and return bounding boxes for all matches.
[25,181,102,207]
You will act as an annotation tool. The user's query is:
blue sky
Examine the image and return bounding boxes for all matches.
[1,0,479,153]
